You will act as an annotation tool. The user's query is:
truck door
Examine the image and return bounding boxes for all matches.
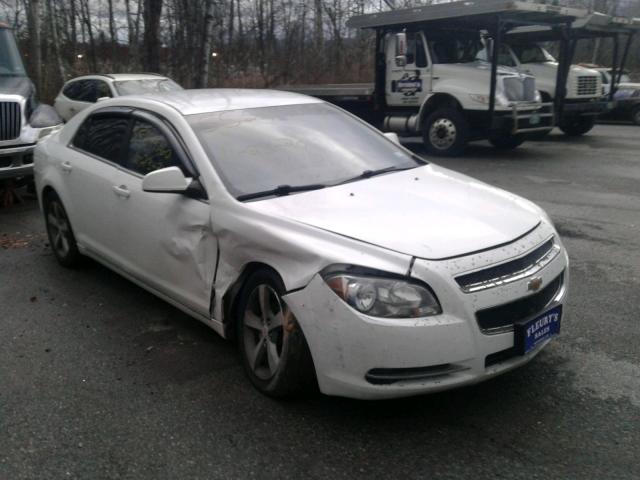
[386,32,431,107]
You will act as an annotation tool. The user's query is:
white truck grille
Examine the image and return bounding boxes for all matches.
[574,76,599,97]
[503,77,536,102]
[0,101,22,141]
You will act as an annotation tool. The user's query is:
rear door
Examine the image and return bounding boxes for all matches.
[63,110,132,258]
[107,111,216,316]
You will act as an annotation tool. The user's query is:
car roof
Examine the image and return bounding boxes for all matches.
[133,88,323,116]
[68,73,171,83]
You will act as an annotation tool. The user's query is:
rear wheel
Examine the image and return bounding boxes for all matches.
[237,269,316,398]
[43,192,82,267]
[559,116,596,136]
[489,134,526,150]
[422,108,469,157]
[631,106,640,126]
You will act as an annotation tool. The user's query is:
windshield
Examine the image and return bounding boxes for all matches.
[0,28,27,76]
[511,44,556,64]
[188,103,422,199]
[114,78,183,95]
[430,37,483,64]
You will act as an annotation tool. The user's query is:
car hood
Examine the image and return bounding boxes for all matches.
[247,165,543,260]
[0,75,33,97]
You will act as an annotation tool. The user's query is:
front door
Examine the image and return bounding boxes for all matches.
[107,113,216,317]
[386,31,431,107]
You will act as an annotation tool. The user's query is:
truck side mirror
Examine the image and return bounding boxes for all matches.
[395,32,408,67]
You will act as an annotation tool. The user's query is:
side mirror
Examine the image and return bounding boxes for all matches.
[395,32,407,67]
[29,104,63,128]
[142,166,191,193]
[383,132,401,145]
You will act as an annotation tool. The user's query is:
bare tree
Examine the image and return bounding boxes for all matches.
[142,0,163,72]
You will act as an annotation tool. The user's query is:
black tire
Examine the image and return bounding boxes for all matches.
[43,191,82,268]
[559,116,596,136]
[422,107,469,157]
[236,269,316,398]
[631,106,640,126]
[489,134,526,150]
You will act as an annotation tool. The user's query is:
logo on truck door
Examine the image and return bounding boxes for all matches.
[392,72,422,97]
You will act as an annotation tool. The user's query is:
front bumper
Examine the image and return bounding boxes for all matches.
[562,99,613,116]
[0,143,36,179]
[491,102,555,135]
[284,222,569,400]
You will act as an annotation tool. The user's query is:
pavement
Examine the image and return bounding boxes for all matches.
[1,124,639,480]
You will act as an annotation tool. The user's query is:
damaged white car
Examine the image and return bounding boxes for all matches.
[34,89,568,400]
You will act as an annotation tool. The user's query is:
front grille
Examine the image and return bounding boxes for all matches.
[503,77,536,102]
[576,76,599,97]
[0,101,22,141]
[476,272,564,333]
[456,237,558,293]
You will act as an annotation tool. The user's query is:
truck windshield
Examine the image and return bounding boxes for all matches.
[188,103,423,199]
[0,28,27,76]
[511,45,556,64]
[430,37,483,64]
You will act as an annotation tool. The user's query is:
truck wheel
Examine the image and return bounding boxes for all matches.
[237,269,316,398]
[632,106,640,126]
[489,134,526,150]
[559,117,596,136]
[43,192,82,268]
[422,108,469,157]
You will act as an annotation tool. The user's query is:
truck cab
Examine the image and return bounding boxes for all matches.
[483,42,605,136]
[0,22,62,182]
[382,30,550,155]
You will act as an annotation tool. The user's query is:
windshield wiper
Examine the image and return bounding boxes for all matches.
[237,183,326,202]
[335,165,417,186]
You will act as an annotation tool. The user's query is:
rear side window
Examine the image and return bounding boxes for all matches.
[65,80,105,103]
[126,120,181,175]
[76,115,130,163]
[62,81,82,100]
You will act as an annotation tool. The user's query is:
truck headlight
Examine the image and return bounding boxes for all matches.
[469,93,510,107]
[324,273,442,318]
[534,90,542,103]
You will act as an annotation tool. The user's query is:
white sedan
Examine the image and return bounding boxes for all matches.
[34,89,569,399]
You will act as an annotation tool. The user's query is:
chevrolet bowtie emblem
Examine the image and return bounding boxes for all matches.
[528,277,543,292]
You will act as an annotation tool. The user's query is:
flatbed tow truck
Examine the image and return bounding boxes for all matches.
[284,0,591,156]
[505,11,640,136]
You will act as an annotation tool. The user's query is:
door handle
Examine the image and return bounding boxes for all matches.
[112,185,130,198]
[60,161,72,173]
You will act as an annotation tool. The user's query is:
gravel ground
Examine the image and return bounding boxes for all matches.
[1,124,638,479]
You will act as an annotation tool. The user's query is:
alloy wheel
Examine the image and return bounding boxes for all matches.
[242,284,286,380]
[47,200,71,258]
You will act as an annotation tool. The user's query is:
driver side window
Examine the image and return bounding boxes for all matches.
[126,120,181,176]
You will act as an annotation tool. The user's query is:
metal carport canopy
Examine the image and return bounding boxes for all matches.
[506,12,640,41]
[346,0,587,31]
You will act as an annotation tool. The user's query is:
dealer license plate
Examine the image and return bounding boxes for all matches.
[514,305,562,355]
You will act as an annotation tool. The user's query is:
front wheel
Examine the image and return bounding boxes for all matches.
[559,116,596,136]
[43,192,82,268]
[237,270,316,398]
[489,134,526,150]
[422,108,469,157]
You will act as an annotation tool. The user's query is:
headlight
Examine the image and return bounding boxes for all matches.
[470,93,510,107]
[534,90,542,103]
[324,273,441,318]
